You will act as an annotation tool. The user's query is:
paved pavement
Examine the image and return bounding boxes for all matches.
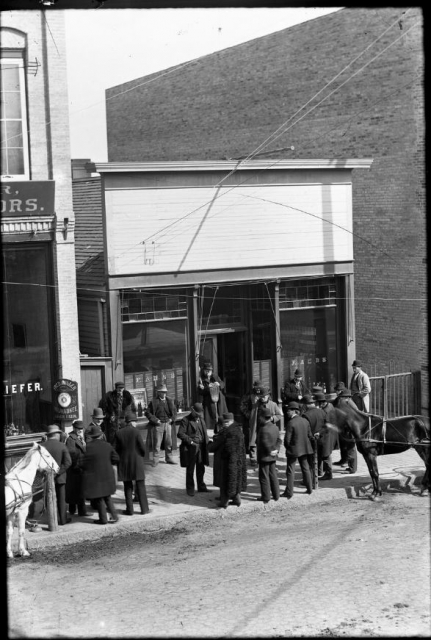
[13,430,427,554]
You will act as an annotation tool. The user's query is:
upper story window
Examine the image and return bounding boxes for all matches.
[1,51,29,179]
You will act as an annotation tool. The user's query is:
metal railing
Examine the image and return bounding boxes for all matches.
[369,371,421,418]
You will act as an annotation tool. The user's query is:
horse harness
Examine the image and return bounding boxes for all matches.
[5,473,34,515]
[360,415,430,448]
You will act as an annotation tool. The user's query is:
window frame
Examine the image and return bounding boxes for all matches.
[1,52,30,179]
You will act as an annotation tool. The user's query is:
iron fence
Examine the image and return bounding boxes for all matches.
[369,371,421,418]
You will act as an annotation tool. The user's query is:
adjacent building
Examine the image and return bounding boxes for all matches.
[104,7,427,413]
[2,10,81,435]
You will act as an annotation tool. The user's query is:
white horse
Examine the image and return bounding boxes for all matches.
[5,443,59,558]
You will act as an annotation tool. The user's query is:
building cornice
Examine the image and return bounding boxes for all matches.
[90,159,373,174]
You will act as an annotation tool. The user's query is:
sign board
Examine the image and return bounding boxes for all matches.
[1,181,55,217]
[53,379,79,420]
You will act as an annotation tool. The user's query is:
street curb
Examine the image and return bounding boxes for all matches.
[23,472,426,552]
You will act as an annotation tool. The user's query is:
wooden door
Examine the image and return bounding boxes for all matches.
[80,366,105,427]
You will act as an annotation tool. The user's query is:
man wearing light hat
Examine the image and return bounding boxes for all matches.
[349,360,371,412]
[42,424,72,525]
[177,403,210,496]
[145,383,177,466]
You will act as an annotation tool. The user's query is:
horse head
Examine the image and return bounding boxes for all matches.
[36,443,60,475]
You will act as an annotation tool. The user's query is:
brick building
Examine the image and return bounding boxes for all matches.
[104,7,427,413]
[2,11,81,434]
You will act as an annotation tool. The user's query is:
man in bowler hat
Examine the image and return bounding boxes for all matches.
[283,402,314,499]
[86,407,106,443]
[79,424,120,525]
[177,403,210,496]
[256,407,282,503]
[113,413,150,516]
[65,420,87,517]
[42,424,72,525]
[99,381,136,444]
[145,383,177,466]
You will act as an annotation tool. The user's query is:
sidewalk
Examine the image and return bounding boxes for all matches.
[13,438,427,554]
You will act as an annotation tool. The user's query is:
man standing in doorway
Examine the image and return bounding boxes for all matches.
[145,383,177,466]
[350,360,371,412]
[100,382,136,444]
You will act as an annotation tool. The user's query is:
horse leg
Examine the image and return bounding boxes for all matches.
[363,451,382,500]
[16,506,31,557]
[414,445,430,495]
[6,515,14,559]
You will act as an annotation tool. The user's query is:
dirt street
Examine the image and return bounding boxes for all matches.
[7,492,430,638]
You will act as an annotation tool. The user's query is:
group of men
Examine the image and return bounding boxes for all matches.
[38,358,370,522]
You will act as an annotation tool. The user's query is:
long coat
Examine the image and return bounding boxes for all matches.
[113,425,146,482]
[303,406,326,436]
[284,415,315,458]
[65,431,86,504]
[80,439,119,500]
[197,373,228,430]
[177,414,209,467]
[42,439,72,485]
[208,422,247,497]
[281,379,310,404]
[208,425,227,487]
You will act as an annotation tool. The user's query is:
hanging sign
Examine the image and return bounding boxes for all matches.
[53,379,79,420]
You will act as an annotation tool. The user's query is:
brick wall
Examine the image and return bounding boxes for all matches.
[105,7,427,412]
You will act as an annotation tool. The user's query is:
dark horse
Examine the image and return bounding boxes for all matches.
[327,396,430,500]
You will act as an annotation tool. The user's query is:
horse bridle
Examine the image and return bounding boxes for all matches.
[5,445,57,514]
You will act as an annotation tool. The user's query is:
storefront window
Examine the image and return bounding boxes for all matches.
[251,284,273,388]
[123,318,190,411]
[3,244,55,434]
[280,305,337,393]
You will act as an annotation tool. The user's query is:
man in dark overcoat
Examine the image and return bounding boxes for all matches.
[145,383,177,466]
[330,389,358,474]
[113,413,150,516]
[99,381,136,444]
[208,412,247,508]
[281,369,310,417]
[256,407,282,503]
[42,424,72,525]
[197,361,228,433]
[240,380,261,456]
[65,419,87,516]
[86,407,106,443]
[177,403,210,497]
[283,401,315,499]
[313,392,337,480]
[302,394,327,481]
[79,424,120,525]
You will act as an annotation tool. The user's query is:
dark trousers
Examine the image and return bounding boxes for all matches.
[258,461,280,502]
[285,455,312,498]
[338,439,358,471]
[92,495,118,524]
[124,479,149,515]
[317,443,333,477]
[68,499,87,516]
[55,483,68,525]
[186,443,206,490]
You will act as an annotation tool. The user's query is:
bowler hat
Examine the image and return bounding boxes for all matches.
[125,413,137,423]
[156,384,168,393]
[46,424,62,436]
[91,407,105,419]
[312,386,323,393]
[203,361,213,369]
[261,407,273,419]
[222,412,234,421]
[86,424,104,439]
[334,382,346,391]
[286,401,300,410]
[302,395,315,404]
[351,360,362,367]
[313,392,326,402]
[115,381,125,388]
[72,420,84,429]
[293,369,303,377]
[191,403,204,416]
[253,380,262,388]
[339,389,352,397]
[256,386,269,396]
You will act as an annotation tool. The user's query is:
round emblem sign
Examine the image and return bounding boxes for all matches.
[58,392,72,408]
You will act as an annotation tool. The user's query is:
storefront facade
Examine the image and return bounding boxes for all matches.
[93,159,371,420]
[2,12,81,436]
